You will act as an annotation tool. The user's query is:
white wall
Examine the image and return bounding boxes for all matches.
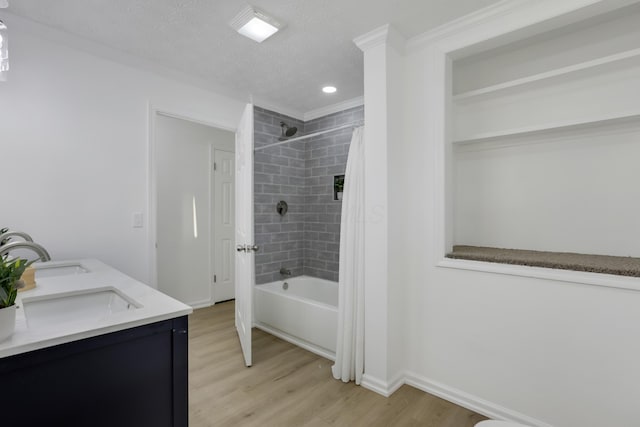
[406,4,640,427]
[360,1,640,426]
[155,114,234,305]
[0,14,245,284]
[453,124,640,257]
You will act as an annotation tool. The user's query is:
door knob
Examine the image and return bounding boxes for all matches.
[236,245,246,252]
[249,244,259,252]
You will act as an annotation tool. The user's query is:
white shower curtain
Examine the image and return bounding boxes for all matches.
[332,126,365,384]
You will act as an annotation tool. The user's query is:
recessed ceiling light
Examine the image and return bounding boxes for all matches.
[322,86,337,94]
[230,5,281,43]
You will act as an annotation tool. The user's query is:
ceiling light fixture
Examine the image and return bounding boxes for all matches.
[322,86,337,94]
[230,5,281,43]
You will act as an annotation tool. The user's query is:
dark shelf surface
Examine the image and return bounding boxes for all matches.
[447,245,640,277]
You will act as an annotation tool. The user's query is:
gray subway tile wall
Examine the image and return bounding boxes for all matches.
[254,107,306,285]
[254,105,364,284]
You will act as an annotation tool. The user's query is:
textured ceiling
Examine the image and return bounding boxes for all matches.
[5,0,499,116]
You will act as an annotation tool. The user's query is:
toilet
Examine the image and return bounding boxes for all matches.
[475,421,531,427]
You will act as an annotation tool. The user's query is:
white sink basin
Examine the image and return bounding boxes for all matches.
[35,263,89,279]
[22,288,139,330]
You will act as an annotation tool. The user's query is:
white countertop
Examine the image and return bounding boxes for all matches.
[0,259,193,359]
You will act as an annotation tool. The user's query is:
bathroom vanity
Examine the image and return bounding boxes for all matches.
[0,260,192,427]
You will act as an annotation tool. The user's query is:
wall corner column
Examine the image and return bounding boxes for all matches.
[354,24,406,395]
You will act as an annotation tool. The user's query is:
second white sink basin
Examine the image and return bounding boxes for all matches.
[22,288,140,330]
[35,263,89,279]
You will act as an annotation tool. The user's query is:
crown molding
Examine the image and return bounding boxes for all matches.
[404,0,635,54]
[404,0,527,52]
[353,24,389,51]
[304,96,364,121]
[353,24,406,54]
[252,97,305,121]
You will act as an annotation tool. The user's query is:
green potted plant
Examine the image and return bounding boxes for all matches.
[0,256,31,342]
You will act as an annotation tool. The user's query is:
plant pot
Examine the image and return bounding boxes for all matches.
[0,304,17,342]
[19,265,37,292]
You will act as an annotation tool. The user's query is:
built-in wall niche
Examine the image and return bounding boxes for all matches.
[447,4,640,276]
[333,175,345,201]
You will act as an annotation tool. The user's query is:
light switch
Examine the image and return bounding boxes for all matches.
[132,212,144,228]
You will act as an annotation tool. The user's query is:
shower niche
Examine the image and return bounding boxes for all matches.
[447,4,640,276]
[333,175,344,201]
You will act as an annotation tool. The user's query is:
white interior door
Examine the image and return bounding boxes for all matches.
[235,104,255,367]
[213,149,235,303]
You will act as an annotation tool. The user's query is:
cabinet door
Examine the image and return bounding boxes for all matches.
[0,317,188,427]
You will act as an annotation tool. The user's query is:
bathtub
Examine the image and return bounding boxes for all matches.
[254,276,338,360]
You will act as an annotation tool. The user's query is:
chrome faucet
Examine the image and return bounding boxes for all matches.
[279,267,292,276]
[0,241,51,262]
[0,231,34,245]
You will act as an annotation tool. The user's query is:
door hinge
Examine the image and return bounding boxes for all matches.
[213,162,217,171]
[213,275,217,283]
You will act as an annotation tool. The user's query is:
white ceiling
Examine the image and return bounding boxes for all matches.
[5,0,499,117]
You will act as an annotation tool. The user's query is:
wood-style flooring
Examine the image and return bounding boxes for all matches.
[189,301,488,427]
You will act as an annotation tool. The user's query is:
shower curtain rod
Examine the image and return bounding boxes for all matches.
[254,120,364,151]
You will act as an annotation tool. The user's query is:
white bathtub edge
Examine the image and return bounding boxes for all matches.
[255,285,337,311]
[255,321,336,362]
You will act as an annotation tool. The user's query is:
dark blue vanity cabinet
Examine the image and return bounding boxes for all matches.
[0,316,188,427]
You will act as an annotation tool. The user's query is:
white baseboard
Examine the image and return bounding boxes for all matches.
[360,370,553,426]
[189,299,213,309]
[403,372,554,427]
[360,371,405,397]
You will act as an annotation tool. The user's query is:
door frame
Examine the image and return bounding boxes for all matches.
[148,105,236,296]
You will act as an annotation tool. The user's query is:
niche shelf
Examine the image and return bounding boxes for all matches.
[446,246,640,278]
[449,5,640,275]
[453,47,640,102]
[452,110,640,145]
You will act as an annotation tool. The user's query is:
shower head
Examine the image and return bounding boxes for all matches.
[278,121,298,141]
